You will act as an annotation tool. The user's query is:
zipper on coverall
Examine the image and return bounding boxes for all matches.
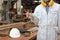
[46,6,49,40]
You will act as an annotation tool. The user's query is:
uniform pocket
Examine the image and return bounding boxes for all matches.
[50,11,58,19]
[50,10,57,14]
[53,27,59,33]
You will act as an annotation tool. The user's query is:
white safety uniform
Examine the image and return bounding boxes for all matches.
[32,3,60,40]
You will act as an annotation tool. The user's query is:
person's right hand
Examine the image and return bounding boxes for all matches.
[25,12,33,20]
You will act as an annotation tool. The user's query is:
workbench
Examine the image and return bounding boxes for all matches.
[0,29,37,40]
[0,22,38,40]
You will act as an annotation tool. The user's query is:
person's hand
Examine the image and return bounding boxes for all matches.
[25,12,32,19]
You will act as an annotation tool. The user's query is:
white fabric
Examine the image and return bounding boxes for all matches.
[32,3,60,40]
[14,0,21,15]
[9,28,20,38]
[0,0,3,10]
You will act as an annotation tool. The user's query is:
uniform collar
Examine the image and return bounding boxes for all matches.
[41,0,54,7]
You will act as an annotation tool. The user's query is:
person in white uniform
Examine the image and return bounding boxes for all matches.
[26,0,60,40]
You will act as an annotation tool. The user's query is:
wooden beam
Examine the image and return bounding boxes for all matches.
[0,22,26,30]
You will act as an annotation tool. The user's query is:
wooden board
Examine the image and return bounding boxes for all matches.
[0,35,28,40]
[25,27,38,40]
[0,22,27,30]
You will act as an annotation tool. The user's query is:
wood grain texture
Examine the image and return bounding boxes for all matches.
[0,22,28,30]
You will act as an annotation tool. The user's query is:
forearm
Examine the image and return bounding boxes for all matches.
[31,15,39,25]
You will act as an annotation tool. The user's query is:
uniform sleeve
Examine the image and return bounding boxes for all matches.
[31,7,39,25]
[57,6,60,33]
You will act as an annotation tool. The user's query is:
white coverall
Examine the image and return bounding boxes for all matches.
[32,3,60,40]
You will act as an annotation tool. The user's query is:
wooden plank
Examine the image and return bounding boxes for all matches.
[26,31,37,40]
[26,27,38,40]
[20,27,38,40]
[0,22,26,30]
[0,35,28,40]
[0,21,31,30]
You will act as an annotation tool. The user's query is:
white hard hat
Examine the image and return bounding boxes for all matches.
[9,28,20,38]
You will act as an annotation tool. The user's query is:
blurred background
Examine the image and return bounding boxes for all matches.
[0,0,60,40]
